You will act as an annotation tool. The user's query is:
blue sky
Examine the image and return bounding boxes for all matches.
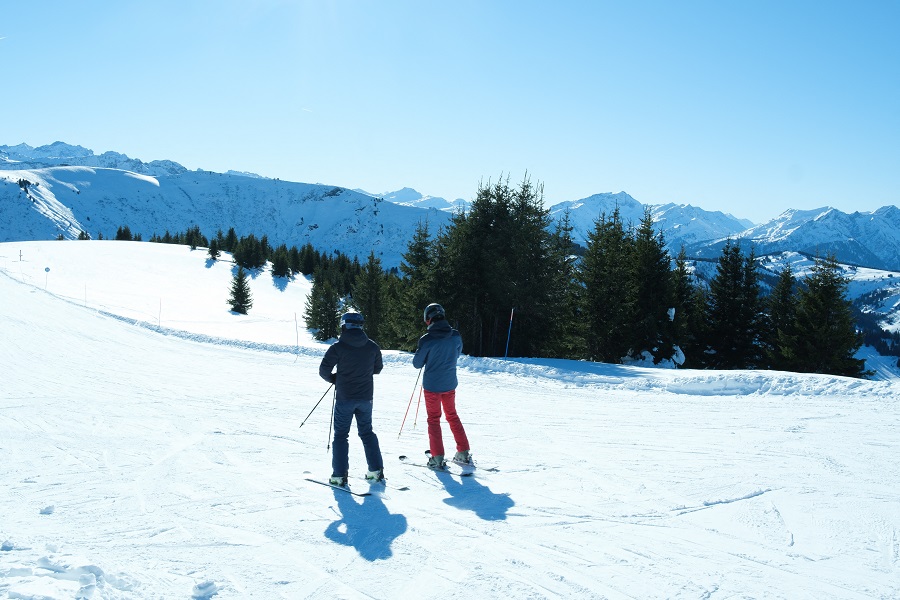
[2,1,897,223]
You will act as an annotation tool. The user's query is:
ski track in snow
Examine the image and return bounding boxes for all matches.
[2,242,900,599]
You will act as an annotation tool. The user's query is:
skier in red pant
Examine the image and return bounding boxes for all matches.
[412,303,472,469]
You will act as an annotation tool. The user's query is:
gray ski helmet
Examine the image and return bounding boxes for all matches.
[423,303,445,323]
[341,311,365,329]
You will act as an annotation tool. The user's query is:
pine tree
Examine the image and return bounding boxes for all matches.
[389,220,438,350]
[430,175,561,357]
[378,272,407,350]
[233,234,267,270]
[304,269,341,341]
[780,254,866,377]
[683,284,710,368]
[224,228,238,253]
[351,252,385,342]
[115,225,133,241]
[578,207,635,363]
[208,238,220,261]
[228,266,253,314]
[299,243,317,276]
[432,179,512,356]
[271,244,291,278]
[288,245,302,277]
[543,210,584,359]
[185,225,207,250]
[627,208,676,363]
[703,240,763,369]
[504,175,559,358]
[763,264,797,370]
[671,247,698,364]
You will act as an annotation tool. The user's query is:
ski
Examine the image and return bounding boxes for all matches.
[354,476,410,491]
[426,449,500,473]
[304,477,372,497]
[449,459,500,472]
[398,455,474,477]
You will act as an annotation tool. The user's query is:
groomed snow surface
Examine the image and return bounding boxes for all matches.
[2,241,898,600]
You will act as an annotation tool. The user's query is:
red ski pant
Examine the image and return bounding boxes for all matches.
[424,389,469,457]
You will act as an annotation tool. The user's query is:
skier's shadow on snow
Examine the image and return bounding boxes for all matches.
[324,489,407,561]
[435,473,514,521]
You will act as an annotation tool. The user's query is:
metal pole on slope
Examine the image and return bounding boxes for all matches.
[504,307,515,358]
[294,313,300,363]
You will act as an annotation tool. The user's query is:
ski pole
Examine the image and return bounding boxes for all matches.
[300,383,333,428]
[412,384,424,428]
[327,388,336,452]
[398,367,423,439]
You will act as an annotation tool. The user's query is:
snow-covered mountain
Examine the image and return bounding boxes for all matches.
[547,192,754,250]
[2,143,751,266]
[356,186,469,213]
[1,144,454,267]
[3,142,900,273]
[0,141,187,177]
[685,206,900,272]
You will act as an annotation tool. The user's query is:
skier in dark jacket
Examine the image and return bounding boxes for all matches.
[319,311,384,486]
[412,303,472,469]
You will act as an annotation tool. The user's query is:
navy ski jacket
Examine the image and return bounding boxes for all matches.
[412,319,462,393]
[319,327,383,402]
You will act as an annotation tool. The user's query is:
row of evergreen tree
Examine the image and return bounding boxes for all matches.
[91,177,876,378]
[304,176,869,378]
[117,224,357,284]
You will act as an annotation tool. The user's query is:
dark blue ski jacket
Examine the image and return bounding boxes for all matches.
[412,319,462,393]
[319,327,383,401]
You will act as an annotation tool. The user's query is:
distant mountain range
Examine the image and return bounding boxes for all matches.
[690,206,900,272]
[2,142,900,273]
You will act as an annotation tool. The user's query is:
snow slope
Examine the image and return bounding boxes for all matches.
[1,241,899,599]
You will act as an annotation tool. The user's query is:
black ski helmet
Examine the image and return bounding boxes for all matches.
[341,311,365,329]
[423,303,445,323]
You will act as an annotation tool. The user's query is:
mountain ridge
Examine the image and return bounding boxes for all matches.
[2,142,899,271]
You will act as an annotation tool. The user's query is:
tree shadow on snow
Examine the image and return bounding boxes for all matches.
[229,264,265,280]
[435,472,514,521]
[324,489,408,561]
[271,275,289,292]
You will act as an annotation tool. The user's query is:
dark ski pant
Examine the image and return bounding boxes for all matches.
[331,399,383,477]
[424,389,469,457]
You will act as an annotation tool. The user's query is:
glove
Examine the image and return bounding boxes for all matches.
[330,373,337,384]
